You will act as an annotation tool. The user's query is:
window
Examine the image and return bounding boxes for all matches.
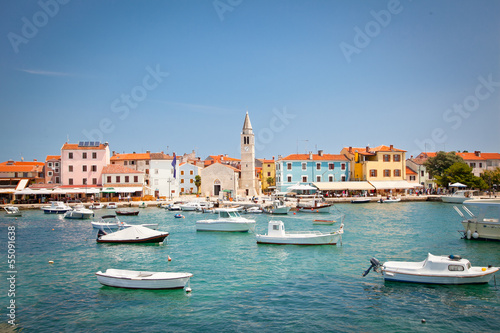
[82,165,87,172]
[267,172,271,177]
[421,171,424,177]
[116,176,120,183]
[107,176,112,183]
[190,170,194,175]
[273,225,279,231]
[410,175,416,181]
[190,179,193,183]
[92,152,97,159]
[448,265,464,271]
[341,163,346,170]
[181,179,184,183]
[329,163,334,170]
[370,169,377,177]
[92,165,97,172]
[68,152,73,159]
[55,163,59,167]
[302,163,307,171]
[302,176,307,182]
[125,176,129,182]
[55,177,60,183]
[146,161,149,165]
[134,176,138,182]
[54,168,59,173]
[393,154,401,162]
[124,161,128,166]
[316,163,321,170]
[130,161,135,165]
[287,163,292,170]
[383,154,390,162]
[328,175,334,182]
[267,164,271,167]
[48,162,53,168]
[83,178,87,185]
[316,176,321,182]
[287,176,292,182]
[69,165,73,172]
[384,170,391,177]
[470,163,476,168]
[92,178,97,185]
[69,178,73,185]
[48,171,53,176]
[394,169,401,177]
[82,152,87,159]
[181,188,185,193]
[341,175,346,181]
[181,170,184,176]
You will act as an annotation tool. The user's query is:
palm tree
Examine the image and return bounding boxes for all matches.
[194,175,201,194]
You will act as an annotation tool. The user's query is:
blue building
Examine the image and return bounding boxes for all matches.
[276,151,350,192]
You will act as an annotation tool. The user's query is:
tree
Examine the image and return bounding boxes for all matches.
[266,177,275,187]
[436,162,487,189]
[424,151,464,179]
[194,175,201,194]
[481,167,500,189]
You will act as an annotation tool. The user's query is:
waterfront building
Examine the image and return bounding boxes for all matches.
[61,142,110,187]
[405,166,419,187]
[200,162,240,197]
[276,151,350,193]
[0,159,45,203]
[149,152,178,199]
[110,151,150,193]
[179,162,202,194]
[45,155,61,185]
[406,153,437,189]
[240,112,260,196]
[101,164,144,199]
[258,157,276,193]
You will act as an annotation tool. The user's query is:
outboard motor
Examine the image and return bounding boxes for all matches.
[363,258,382,277]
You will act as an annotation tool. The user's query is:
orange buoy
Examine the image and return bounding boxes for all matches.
[168,256,172,261]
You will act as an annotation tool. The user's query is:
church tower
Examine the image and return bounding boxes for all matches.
[240,112,259,196]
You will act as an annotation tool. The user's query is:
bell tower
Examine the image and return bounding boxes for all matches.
[240,112,258,196]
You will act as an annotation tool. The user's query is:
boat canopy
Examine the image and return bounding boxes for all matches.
[313,181,374,191]
[100,225,167,241]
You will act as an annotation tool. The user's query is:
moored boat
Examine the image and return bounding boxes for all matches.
[196,208,256,232]
[96,268,192,290]
[64,205,94,219]
[107,202,118,209]
[441,190,478,204]
[378,196,401,203]
[97,225,168,243]
[116,209,140,216]
[41,201,72,214]
[263,200,290,214]
[256,220,344,245]
[91,215,158,230]
[351,197,371,204]
[4,206,22,217]
[363,253,499,284]
[455,198,500,241]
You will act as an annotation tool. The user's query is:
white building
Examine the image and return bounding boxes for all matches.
[179,162,202,194]
[149,152,179,199]
[200,163,240,197]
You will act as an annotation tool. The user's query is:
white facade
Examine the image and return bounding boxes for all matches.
[200,163,239,197]
[179,163,202,194]
[149,157,179,199]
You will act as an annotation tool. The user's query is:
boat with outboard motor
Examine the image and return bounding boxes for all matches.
[64,205,94,219]
[41,201,72,214]
[256,220,343,245]
[196,208,256,232]
[363,253,499,284]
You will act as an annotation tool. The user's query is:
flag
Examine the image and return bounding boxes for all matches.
[171,153,176,178]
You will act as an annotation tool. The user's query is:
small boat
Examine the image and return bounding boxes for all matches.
[91,215,158,230]
[107,202,118,209]
[312,219,336,225]
[363,253,499,284]
[196,208,256,232]
[180,202,200,211]
[97,225,168,243]
[351,197,371,204]
[196,201,214,212]
[378,196,401,203]
[89,202,105,209]
[41,201,72,214]
[138,202,148,208]
[441,190,478,204]
[296,198,333,213]
[4,206,21,217]
[116,209,140,216]
[96,269,193,290]
[455,198,500,241]
[174,213,185,219]
[245,206,263,214]
[256,220,344,245]
[263,200,290,214]
[167,203,182,211]
[64,205,94,219]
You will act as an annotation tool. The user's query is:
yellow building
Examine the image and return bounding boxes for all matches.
[341,145,406,181]
[258,158,276,193]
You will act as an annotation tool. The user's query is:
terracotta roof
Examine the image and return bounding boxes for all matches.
[207,155,241,162]
[46,155,61,161]
[206,162,240,173]
[456,153,485,161]
[0,161,45,173]
[370,145,407,152]
[259,159,276,163]
[111,153,150,161]
[480,153,500,159]
[102,165,143,174]
[280,154,349,161]
[62,143,108,150]
[406,167,417,175]
[150,152,173,160]
[344,145,406,154]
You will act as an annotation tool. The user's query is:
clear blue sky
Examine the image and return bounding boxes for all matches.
[1,0,499,162]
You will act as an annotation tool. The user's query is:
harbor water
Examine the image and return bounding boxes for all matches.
[1,201,499,332]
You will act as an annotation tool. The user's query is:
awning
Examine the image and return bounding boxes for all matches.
[114,187,142,193]
[368,180,418,189]
[15,179,29,191]
[288,184,317,191]
[0,189,15,194]
[449,182,467,187]
[101,187,116,193]
[313,181,374,191]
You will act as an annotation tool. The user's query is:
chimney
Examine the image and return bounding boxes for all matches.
[146,150,150,154]
[133,152,136,154]
[278,155,282,160]
[318,150,323,157]
[475,151,481,157]
[390,144,394,150]
[366,146,370,152]
[411,155,413,159]
[33,159,37,162]
[348,146,352,153]
[112,151,116,156]
[309,151,313,160]
[7,159,14,165]
[272,156,275,160]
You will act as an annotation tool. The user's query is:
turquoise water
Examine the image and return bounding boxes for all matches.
[1,202,500,332]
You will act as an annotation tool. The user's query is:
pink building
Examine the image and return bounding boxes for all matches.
[61,142,110,187]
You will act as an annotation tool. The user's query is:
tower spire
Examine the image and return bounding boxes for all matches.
[242,111,253,134]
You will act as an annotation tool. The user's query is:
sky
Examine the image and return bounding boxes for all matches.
[1,0,499,163]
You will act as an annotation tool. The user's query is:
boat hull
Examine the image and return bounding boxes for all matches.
[116,210,140,216]
[256,233,341,245]
[382,269,498,284]
[64,212,94,219]
[297,205,332,213]
[196,221,255,232]
[91,222,159,230]
[441,197,468,204]
[97,234,168,243]
[461,220,500,241]
[96,270,192,289]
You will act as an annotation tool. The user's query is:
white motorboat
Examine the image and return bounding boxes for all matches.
[180,201,200,211]
[454,198,500,241]
[196,201,214,211]
[297,201,333,213]
[378,196,401,203]
[97,225,169,243]
[263,200,290,214]
[256,220,344,245]
[245,206,263,214]
[196,208,256,232]
[351,197,371,204]
[363,253,499,285]
[96,269,192,290]
[167,203,182,211]
[107,202,118,209]
[89,202,105,209]
[4,206,21,217]
[64,205,94,219]
[41,201,72,214]
[91,215,158,231]
[441,190,478,204]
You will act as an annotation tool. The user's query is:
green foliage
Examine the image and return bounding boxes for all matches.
[435,162,488,189]
[194,175,201,194]
[424,151,464,178]
[481,167,500,188]
[266,177,275,186]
